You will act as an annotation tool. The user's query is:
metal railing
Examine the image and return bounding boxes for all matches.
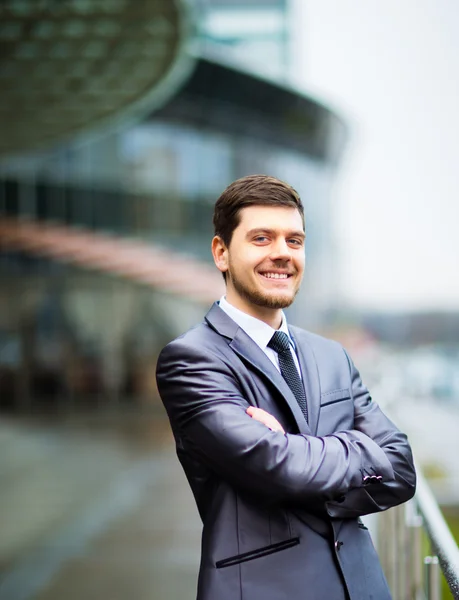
[377,469,459,599]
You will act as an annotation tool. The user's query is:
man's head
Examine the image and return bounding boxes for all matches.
[213,174,304,248]
[211,175,306,325]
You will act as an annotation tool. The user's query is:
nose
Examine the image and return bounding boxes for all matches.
[269,237,292,262]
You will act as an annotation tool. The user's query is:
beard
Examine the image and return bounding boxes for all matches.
[227,265,300,310]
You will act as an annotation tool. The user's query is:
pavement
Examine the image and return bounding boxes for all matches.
[0,411,202,600]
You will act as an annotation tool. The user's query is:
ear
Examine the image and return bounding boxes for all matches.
[211,236,229,274]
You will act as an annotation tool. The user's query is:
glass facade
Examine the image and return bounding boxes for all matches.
[1,114,336,261]
[0,109,337,410]
[197,0,291,81]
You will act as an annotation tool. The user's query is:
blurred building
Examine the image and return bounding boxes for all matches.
[197,0,291,81]
[0,0,346,412]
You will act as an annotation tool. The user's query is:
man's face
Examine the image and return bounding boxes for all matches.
[213,205,305,319]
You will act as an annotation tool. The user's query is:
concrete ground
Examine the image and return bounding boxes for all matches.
[0,411,202,600]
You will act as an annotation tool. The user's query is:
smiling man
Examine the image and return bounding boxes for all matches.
[156,174,416,600]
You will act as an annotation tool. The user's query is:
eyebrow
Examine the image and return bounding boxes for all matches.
[246,228,306,240]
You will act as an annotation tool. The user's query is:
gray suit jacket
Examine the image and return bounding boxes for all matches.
[156,303,416,600]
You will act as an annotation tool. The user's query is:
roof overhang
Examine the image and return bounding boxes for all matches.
[152,52,348,165]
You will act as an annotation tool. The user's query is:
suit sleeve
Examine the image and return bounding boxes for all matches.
[156,339,397,505]
[325,349,416,519]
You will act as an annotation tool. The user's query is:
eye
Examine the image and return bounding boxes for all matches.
[254,236,269,243]
[287,238,303,247]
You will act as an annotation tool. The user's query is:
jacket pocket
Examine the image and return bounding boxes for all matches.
[216,537,300,569]
[320,388,351,408]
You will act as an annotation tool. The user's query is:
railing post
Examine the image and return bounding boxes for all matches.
[408,514,424,600]
[385,505,398,595]
[396,504,408,599]
[424,556,441,600]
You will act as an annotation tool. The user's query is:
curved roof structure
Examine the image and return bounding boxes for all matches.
[0,0,195,156]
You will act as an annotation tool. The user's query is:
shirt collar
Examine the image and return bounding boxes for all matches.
[218,296,294,351]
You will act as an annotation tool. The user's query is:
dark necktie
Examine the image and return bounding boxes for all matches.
[268,331,308,423]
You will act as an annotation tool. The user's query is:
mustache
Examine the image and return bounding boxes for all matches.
[258,261,297,275]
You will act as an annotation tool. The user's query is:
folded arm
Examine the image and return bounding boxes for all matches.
[325,349,416,518]
[156,340,397,505]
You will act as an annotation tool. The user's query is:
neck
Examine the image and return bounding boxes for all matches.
[224,292,283,329]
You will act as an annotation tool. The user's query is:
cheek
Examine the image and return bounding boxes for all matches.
[295,253,306,270]
[231,249,263,270]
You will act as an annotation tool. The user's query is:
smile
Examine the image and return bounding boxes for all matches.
[260,272,291,279]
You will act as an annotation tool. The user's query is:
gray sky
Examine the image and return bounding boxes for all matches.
[291,0,459,311]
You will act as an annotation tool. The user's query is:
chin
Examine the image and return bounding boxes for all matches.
[253,292,295,310]
[231,276,299,310]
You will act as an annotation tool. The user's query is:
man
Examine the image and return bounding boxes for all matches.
[156,175,416,600]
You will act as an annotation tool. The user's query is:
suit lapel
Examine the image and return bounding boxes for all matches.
[230,330,311,435]
[205,303,311,435]
[290,327,321,436]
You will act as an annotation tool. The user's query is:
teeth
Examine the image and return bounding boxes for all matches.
[263,273,288,279]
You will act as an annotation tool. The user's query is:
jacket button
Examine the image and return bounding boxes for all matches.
[335,540,343,551]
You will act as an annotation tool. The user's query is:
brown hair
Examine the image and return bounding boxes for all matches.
[213,174,304,248]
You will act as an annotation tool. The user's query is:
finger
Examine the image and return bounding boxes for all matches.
[246,407,285,433]
[267,419,285,433]
[246,407,268,423]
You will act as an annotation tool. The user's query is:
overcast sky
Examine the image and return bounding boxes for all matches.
[291,0,459,312]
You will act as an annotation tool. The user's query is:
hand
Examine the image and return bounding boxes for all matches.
[246,407,285,434]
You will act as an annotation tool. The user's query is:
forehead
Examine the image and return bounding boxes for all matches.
[237,205,304,232]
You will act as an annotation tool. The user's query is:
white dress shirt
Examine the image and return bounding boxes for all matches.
[218,296,302,379]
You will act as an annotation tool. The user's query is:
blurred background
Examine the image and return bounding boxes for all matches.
[0,0,458,598]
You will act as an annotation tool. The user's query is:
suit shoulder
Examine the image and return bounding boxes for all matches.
[160,321,209,350]
[158,320,227,363]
